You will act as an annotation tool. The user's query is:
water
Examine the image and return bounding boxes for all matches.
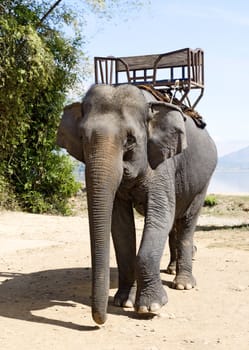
[75,165,249,195]
[208,169,249,194]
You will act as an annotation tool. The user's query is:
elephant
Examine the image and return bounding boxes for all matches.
[56,84,217,325]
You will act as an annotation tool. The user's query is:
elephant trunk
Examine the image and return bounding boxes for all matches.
[85,136,122,325]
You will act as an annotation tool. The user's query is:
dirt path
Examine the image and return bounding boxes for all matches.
[0,210,249,350]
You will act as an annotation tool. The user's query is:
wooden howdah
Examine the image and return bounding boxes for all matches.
[94,48,204,109]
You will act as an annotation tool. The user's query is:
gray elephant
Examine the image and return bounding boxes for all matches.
[57,84,217,325]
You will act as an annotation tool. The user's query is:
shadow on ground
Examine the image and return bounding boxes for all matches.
[0,267,169,329]
[196,223,249,232]
[0,267,120,330]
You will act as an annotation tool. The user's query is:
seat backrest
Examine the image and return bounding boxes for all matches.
[94,48,204,87]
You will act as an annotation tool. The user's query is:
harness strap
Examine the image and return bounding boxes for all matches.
[138,85,206,129]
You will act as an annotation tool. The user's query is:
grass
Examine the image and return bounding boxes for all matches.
[201,194,249,218]
[198,194,249,251]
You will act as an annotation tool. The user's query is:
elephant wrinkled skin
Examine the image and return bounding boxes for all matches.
[57,84,217,324]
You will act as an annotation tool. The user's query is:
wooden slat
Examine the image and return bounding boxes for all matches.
[155,50,189,69]
[116,54,159,71]
[116,48,199,71]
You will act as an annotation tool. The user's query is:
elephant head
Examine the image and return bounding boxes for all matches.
[56,84,187,324]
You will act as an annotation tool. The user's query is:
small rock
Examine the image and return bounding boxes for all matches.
[119,328,129,334]
[231,285,246,292]
[183,339,195,344]
[157,312,176,319]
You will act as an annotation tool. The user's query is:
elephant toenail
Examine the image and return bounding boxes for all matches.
[150,303,160,312]
[176,284,184,290]
[138,306,148,313]
[185,283,192,290]
[123,300,133,308]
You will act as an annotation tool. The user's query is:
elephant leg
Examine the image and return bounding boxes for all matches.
[135,189,176,313]
[173,190,207,290]
[111,196,136,308]
[135,224,169,313]
[166,224,177,275]
[166,224,197,275]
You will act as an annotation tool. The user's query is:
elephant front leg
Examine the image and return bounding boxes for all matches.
[135,183,175,313]
[111,197,136,308]
[135,192,175,313]
[136,243,168,313]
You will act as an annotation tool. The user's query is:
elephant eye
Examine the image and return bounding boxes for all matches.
[124,133,136,151]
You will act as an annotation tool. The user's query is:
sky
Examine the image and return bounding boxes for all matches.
[77,0,249,156]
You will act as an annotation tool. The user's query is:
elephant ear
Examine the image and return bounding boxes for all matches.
[147,101,187,169]
[56,102,84,162]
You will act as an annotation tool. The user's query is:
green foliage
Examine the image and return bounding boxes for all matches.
[0,172,19,210]
[0,0,83,214]
[204,195,217,207]
[16,153,81,214]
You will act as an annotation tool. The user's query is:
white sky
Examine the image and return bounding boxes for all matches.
[80,0,249,156]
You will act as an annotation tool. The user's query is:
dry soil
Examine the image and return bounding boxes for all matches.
[0,196,249,350]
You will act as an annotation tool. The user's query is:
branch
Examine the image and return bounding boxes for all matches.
[37,0,63,27]
[0,4,7,13]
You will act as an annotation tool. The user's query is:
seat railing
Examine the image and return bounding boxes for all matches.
[94,48,204,108]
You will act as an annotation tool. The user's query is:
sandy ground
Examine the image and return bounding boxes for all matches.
[0,209,249,350]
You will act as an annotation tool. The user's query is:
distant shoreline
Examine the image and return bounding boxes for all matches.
[207,192,249,196]
[216,168,249,172]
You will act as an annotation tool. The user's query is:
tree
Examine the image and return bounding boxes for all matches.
[0,0,147,213]
[0,0,83,213]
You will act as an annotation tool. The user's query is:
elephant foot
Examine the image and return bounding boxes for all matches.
[114,285,136,308]
[135,283,168,314]
[173,274,196,290]
[165,262,176,275]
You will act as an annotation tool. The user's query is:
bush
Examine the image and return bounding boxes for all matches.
[16,153,81,214]
[0,1,83,214]
[204,195,217,207]
[0,174,19,211]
